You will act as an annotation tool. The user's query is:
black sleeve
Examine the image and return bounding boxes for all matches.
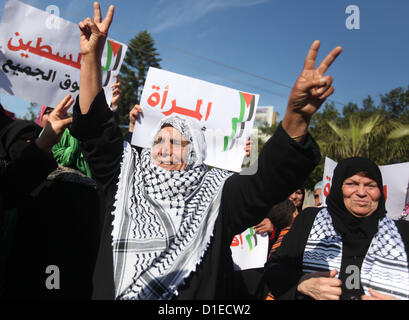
[70,90,123,195]
[126,132,133,143]
[220,123,321,238]
[1,138,57,210]
[0,139,57,260]
[263,207,318,299]
[112,108,120,125]
[69,91,124,299]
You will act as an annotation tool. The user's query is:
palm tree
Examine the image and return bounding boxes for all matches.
[319,114,409,165]
[387,123,409,139]
[384,123,409,164]
[320,114,384,160]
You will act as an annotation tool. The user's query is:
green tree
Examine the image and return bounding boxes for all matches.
[322,114,384,160]
[388,124,409,139]
[256,87,409,190]
[380,86,409,121]
[310,102,341,139]
[23,102,40,121]
[305,102,342,189]
[308,87,409,189]
[383,122,409,164]
[256,120,277,153]
[342,102,359,119]
[362,95,377,112]
[118,30,161,125]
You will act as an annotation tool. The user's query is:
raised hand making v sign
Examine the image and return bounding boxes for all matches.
[282,40,342,143]
[35,94,74,152]
[70,2,334,300]
[78,2,115,115]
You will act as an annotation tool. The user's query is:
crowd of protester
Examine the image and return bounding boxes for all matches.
[0,2,408,301]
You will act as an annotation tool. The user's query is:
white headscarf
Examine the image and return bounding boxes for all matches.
[150,116,207,169]
[111,116,232,300]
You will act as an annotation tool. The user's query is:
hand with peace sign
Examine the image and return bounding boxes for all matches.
[78,2,114,58]
[282,41,342,143]
[36,94,74,152]
[78,2,115,115]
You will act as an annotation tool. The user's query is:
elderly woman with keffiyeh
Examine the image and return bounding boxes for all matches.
[265,157,409,300]
[70,3,342,300]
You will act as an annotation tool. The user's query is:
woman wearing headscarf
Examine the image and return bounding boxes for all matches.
[35,105,53,127]
[0,98,76,297]
[2,96,101,299]
[36,105,92,179]
[313,181,323,207]
[264,157,409,300]
[70,3,341,299]
[288,188,305,214]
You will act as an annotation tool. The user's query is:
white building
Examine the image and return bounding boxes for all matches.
[253,106,277,128]
[251,106,278,142]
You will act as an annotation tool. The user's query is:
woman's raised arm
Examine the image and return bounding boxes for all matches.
[78,2,114,115]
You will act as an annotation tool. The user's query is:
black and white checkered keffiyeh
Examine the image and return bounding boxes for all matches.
[111,116,232,300]
[303,208,409,299]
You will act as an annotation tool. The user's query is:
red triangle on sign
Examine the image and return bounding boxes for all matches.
[240,92,254,108]
[108,40,122,57]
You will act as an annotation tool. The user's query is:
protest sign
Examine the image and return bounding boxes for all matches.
[320,156,338,205]
[320,157,409,220]
[0,0,127,108]
[132,67,259,172]
[230,227,269,271]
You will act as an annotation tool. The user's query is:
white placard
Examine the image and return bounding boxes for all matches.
[230,227,269,271]
[320,157,409,220]
[132,67,259,172]
[0,0,127,108]
[320,156,338,205]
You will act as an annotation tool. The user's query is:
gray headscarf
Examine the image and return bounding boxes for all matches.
[150,115,207,169]
[111,116,232,300]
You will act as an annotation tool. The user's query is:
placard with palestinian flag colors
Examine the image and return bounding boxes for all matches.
[132,67,259,172]
[0,0,127,108]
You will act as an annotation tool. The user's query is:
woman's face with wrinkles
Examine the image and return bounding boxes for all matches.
[342,172,381,218]
[152,126,190,171]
